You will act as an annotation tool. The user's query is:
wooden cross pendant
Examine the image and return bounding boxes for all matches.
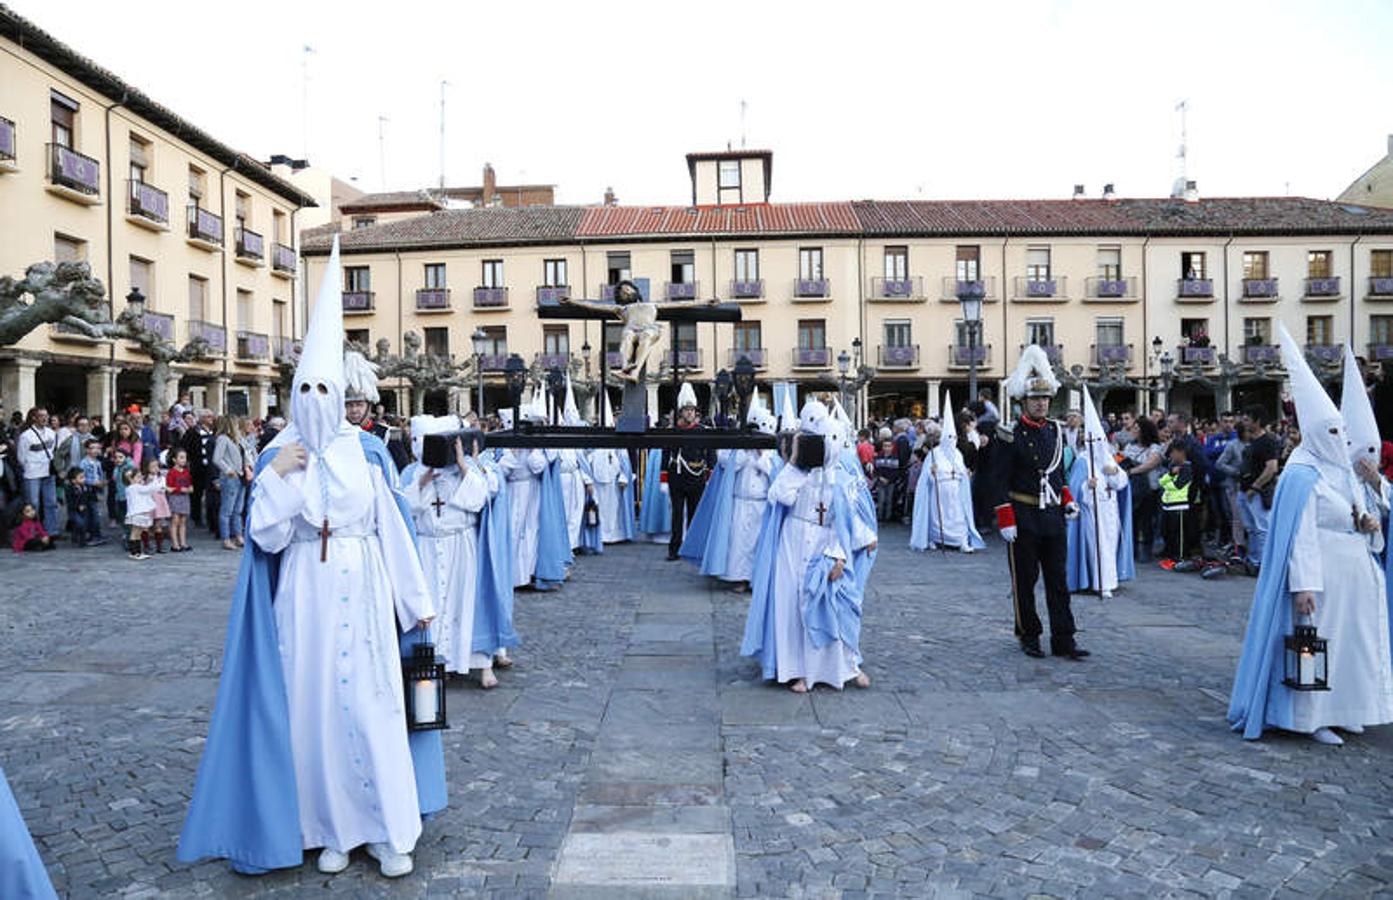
[815,500,828,526]
[431,495,447,518]
[319,517,332,562]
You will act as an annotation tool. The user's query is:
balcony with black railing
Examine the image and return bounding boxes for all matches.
[1090,343,1133,368]
[536,285,570,303]
[1368,343,1393,362]
[474,286,509,308]
[1369,276,1393,298]
[188,319,226,353]
[47,143,100,201]
[1084,276,1137,301]
[869,276,924,301]
[791,347,832,368]
[187,205,223,248]
[1176,278,1214,300]
[727,348,767,368]
[940,276,997,302]
[273,335,296,362]
[235,227,264,264]
[127,180,169,227]
[342,291,375,313]
[665,281,699,301]
[0,116,15,168]
[1305,343,1343,365]
[604,350,624,369]
[660,348,703,371]
[537,352,571,370]
[1303,276,1341,299]
[479,353,511,372]
[1241,344,1279,366]
[1241,278,1279,300]
[878,344,920,368]
[793,278,831,300]
[139,312,174,342]
[1179,345,1216,366]
[415,288,451,311]
[730,279,764,300]
[272,243,297,277]
[236,331,270,361]
[1013,276,1066,300]
[948,344,990,368]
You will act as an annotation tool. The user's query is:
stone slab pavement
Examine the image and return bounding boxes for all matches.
[2,524,1393,897]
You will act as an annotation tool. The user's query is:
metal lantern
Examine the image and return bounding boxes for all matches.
[504,354,528,423]
[1282,623,1330,692]
[547,366,567,423]
[584,495,600,528]
[125,286,146,318]
[403,638,449,731]
[732,356,757,415]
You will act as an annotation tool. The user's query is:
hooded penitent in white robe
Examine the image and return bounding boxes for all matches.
[499,448,548,587]
[557,449,591,549]
[724,448,776,582]
[589,448,630,544]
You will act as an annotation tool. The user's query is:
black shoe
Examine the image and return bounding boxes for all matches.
[1019,639,1045,658]
[1052,644,1091,660]
[666,552,680,561]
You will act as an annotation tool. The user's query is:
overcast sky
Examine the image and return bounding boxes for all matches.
[14,0,1392,206]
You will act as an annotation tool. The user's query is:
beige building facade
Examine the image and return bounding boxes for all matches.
[0,8,316,420]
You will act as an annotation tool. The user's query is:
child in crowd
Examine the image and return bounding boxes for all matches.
[111,448,134,526]
[165,448,193,552]
[11,503,54,553]
[141,457,170,554]
[64,466,106,548]
[1157,440,1196,569]
[123,465,162,560]
[78,439,107,530]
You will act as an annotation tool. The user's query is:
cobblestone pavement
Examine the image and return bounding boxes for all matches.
[3,524,1393,898]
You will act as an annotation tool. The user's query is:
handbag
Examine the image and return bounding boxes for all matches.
[30,426,60,478]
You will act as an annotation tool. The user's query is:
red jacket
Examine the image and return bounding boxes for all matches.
[11,518,48,552]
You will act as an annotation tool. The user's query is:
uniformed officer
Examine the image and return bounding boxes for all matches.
[991,345,1090,660]
[662,382,714,560]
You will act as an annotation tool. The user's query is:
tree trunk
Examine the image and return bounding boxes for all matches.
[148,358,173,423]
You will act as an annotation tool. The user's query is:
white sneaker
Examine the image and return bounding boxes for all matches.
[1311,727,1344,746]
[960,546,975,555]
[1101,590,1114,600]
[317,848,350,874]
[366,842,413,878]
[1341,724,1366,734]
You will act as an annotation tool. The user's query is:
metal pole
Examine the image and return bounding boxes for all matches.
[474,352,484,415]
[967,321,979,403]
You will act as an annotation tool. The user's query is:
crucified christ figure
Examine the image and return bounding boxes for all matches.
[561,280,717,383]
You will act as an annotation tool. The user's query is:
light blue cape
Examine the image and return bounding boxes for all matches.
[638,448,671,536]
[679,453,735,573]
[1064,455,1135,590]
[1226,463,1319,739]
[0,767,56,900]
[576,454,603,554]
[909,457,985,551]
[177,432,447,873]
[532,453,574,589]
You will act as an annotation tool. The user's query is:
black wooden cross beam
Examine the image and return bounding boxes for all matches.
[484,425,775,452]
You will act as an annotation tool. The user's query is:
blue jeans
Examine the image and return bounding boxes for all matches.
[23,475,59,534]
[218,474,245,540]
[1238,492,1270,566]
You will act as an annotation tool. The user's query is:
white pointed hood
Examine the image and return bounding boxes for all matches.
[1342,344,1380,468]
[677,381,698,411]
[1279,324,1354,499]
[779,390,799,433]
[829,398,854,448]
[601,386,615,428]
[1081,385,1113,472]
[746,390,776,435]
[939,391,957,448]
[563,374,582,425]
[933,390,967,475]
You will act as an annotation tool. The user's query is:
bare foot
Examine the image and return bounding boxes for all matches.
[852,672,871,689]
[494,655,514,670]
[789,679,809,694]
[479,668,498,690]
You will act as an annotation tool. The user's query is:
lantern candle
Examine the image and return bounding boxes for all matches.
[413,678,438,725]
[1299,651,1316,687]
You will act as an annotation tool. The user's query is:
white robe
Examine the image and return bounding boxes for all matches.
[924,447,971,549]
[405,463,491,674]
[1080,465,1129,592]
[250,462,433,856]
[1287,476,1393,732]
[499,448,547,587]
[589,449,630,544]
[725,448,774,582]
[558,449,591,549]
[768,464,876,689]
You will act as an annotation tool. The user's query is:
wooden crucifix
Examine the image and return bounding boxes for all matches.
[537,284,744,433]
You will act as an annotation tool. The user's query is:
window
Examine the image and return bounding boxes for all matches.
[1242,251,1269,280]
[129,256,152,301]
[129,136,150,183]
[272,300,286,341]
[1095,317,1124,347]
[423,327,450,357]
[1181,251,1207,280]
[50,91,77,147]
[543,324,569,355]
[424,263,446,289]
[799,247,824,281]
[352,216,376,230]
[188,275,207,320]
[953,320,976,347]
[718,160,740,189]
[346,328,370,347]
[603,322,623,354]
[344,266,371,292]
[1308,250,1333,278]
[606,251,631,284]
[54,233,86,263]
[798,319,827,350]
[272,210,286,244]
[1026,247,1051,281]
[883,246,908,280]
[236,289,252,331]
[1025,318,1055,347]
[884,320,912,348]
[670,250,695,284]
[1243,317,1270,343]
[1306,315,1333,345]
[733,321,761,351]
[234,191,250,228]
[734,249,759,282]
[481,260,504,288]
[480,325,507,355]
[1372,316,1393,345]
[544,258,568,287]
[956,245,981,282]
[1180,318,1208,342]
[188,166,205,207]
[1373,250,1393,278]
[673,322,698,352]
[1097,246,1122,279]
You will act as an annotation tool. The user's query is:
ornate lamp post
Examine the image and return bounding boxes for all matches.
[837,348,852,414]
[581,338,592,380]
[125,286,146,319]
[732,355,756,425]
[504,353,528,427]
[470,327,488,415]
[957,283,984,402]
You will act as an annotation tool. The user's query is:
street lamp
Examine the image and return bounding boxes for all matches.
[1159,351,1175,415]
[837,348,852,414]
[581,339,592,379]
[470,327,488,415]
[957,282,984,402]
[125,286,146,320]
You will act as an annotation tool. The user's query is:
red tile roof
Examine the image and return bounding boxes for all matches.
[302,206,586,253]
[340,190,444,214]
[578,202,859,238]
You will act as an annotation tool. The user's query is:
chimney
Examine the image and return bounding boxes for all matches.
[1072,184,1086,200]
[603,186,617,207]
[1102,183,1116,200]
[1183,179,1199,203]
[482,162,497,206]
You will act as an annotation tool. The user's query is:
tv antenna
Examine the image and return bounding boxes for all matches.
[377,115,390,191]
[439,80,450,190]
